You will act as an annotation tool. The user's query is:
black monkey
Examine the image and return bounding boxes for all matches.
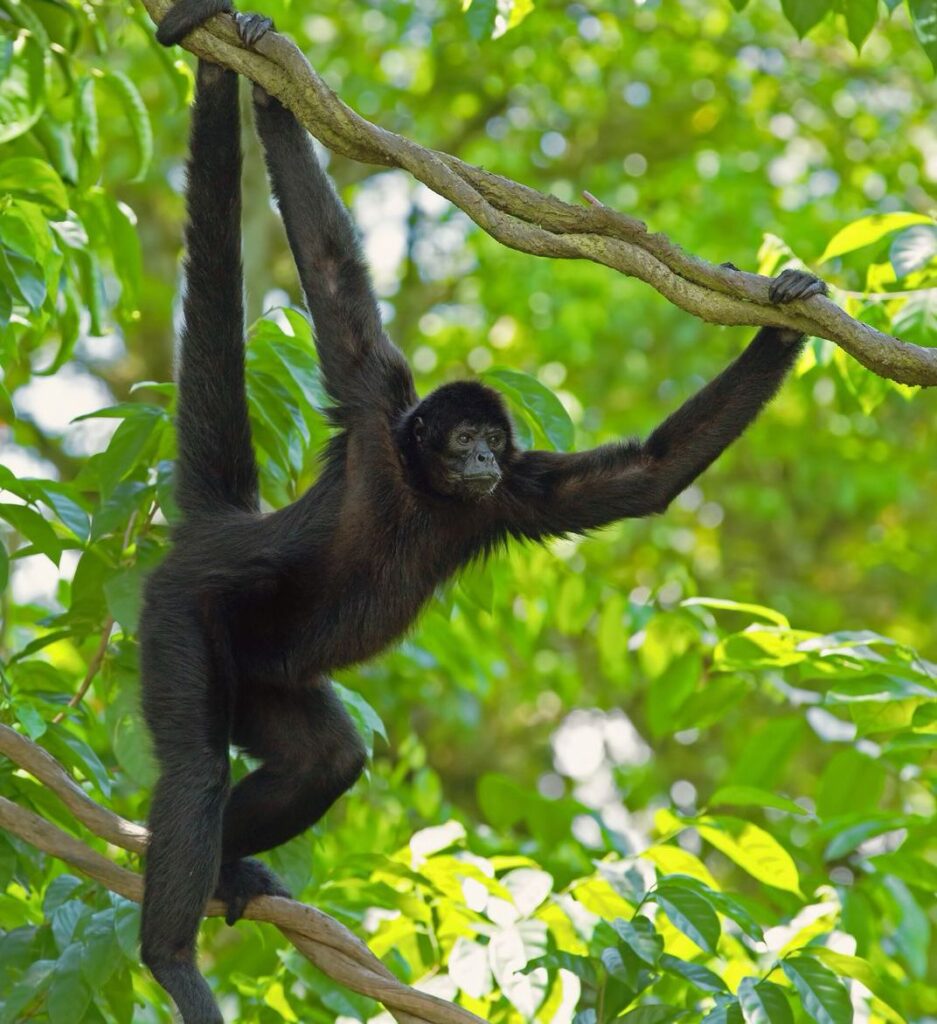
[142,5,827,1022]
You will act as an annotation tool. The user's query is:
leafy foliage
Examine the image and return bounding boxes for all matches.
[0,0,935,1022]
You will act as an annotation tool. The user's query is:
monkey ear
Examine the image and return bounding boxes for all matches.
[413,416,425,444]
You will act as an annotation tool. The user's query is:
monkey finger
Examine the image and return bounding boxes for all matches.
[768,268,828,304]
[235,12,274,47]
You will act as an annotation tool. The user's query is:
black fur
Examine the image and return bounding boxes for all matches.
[143,7,827,1022]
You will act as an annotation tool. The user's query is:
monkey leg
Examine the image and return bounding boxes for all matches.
[216,679,367,922]
[139,591,231,1024]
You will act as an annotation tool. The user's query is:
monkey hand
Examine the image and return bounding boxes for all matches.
[235,11,274,47]
[765,269,827,345]
[768,268,828,305]
[215,857,291,926]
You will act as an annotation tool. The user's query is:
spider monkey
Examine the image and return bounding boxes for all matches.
[142,4,827,1021]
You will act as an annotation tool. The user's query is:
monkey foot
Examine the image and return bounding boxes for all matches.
[236,12,274,47]
[768,268,828,304]
[215,858,290,926]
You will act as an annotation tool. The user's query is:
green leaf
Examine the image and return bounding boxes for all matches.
[112,899,140,960]
[465,0,498,40]
[0,198,53,262]
[780,956,852,1024]
[653,881,721,954]
[681,597,789,627]
[844,0,878,50]
[892,290,937,347]
[910,0,937,70]
[890,224,937,278]
[0,542,7,590]
[816,748,885,817]
[333,680,387,754]
[0,157,68,215]
[611,916,664,965]
[99,71,153,181]
[882,875,929,978]
[615,1009,686,1024]
[104,564,144,633]
[709,786,809,817]
[75,76,100,185]
[729,0,750,9]
[2,248,46,310]
[647,649,701,738]
[47,943,93,1024]
[95,407,164,497]
[0,29,45,143]
[738,978,793,1024]
[449,936,495,998]
[484,367,574,451]
[819,212,932,262]
[0,501,61,563]
[697,817,802,896]
[806,950,904,1024]
[659,952,728,993]
[36,483,90,542]
[702,1001,744,1024]
[664,877,766,944]
[81,910,120,988]
[780,0,833,36]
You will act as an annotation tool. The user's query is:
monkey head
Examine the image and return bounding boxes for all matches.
[401,381,515,500]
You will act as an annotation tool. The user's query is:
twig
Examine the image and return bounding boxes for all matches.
[134,0,937,387]
[0,724,485,1024]
[51,617,114,724]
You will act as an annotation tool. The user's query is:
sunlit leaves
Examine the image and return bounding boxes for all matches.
[818,212,933,262]
[0,158,68,215]
[0,29,45,143]
[738,977,793,1024]
[889,224,937,279]
[909,0,937,68]
[484,366,574,451]
[843,0,879,50]
[651,881,721,953]
[96,71,153,182]
[464,0,497,41]
[697,817,802,896]
[780,0,834,37]
[780,957,852,1024]
[892,289,937,346]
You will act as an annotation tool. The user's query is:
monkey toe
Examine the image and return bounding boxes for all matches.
[236,12,274,47]
[215,858,290,926]
[768,268,828,304]
[720,261,741,272]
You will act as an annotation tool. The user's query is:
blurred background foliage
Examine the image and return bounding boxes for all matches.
[0,0,935,1022]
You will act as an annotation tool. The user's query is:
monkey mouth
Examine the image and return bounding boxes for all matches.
[463,473,501,498]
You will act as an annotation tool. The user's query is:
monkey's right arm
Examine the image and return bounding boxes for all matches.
[252,92,417,422]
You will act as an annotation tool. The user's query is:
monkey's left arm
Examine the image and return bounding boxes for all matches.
[503,270,825,539]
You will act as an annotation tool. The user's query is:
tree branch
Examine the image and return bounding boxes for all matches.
[0,724,484,1024]
[136,0,937,388]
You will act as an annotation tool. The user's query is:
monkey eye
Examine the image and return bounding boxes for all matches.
[487,432,503,447]
[457,432,472,444]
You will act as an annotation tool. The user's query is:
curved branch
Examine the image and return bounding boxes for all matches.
[0,725,484,1024]
[136,0,937,387]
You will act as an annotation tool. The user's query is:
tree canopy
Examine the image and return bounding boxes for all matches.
[0,2,935,1023]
